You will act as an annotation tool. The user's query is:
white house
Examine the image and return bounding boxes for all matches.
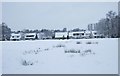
[10,33,21,41]
[25,33,38,40]
[91,31,100,38]
[55,32,68,39]
[84,31,91,39]
[69,31,85,39]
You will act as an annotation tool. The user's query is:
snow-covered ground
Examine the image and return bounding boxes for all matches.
[2,38,118,74]
[0,42,2,75]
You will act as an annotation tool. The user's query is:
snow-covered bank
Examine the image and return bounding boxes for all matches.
[2,38,118,74]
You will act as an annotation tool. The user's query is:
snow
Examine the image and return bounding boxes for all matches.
[2,38,118,74]
[0,42,2,75]
[25,33,36,36]
[11,33,21,36]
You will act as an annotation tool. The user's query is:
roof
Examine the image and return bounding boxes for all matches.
[25,33,37,36]
[91,31,97,33]
[85,31,91,33]
[69,31,85,34]
[11,33,21,36]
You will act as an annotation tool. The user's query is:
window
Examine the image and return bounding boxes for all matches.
[82,33,84,35]
[12,36,14,38]
[73,33,80,36]
[26,35,34,37]
[17,36,19,38]
[94,33,97,35]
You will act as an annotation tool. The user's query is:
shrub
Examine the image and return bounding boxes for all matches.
[65,49,81,53]
[79,49,96,56]
[86,41,98,44]
[76,41,81,44]
[86,42,92,44]
[44,48,49,51]
[56,44,65,48]
[84,49,91,53]
[21,60,34,66]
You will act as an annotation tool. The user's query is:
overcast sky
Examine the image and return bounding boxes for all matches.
[0,2,2,24]
[2,2,118,31]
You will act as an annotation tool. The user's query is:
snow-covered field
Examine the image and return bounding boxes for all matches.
[0,42,2,75]
[2,38,118,74]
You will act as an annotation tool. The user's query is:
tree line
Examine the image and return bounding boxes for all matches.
[94,11,120,38]
[0,10,120,41]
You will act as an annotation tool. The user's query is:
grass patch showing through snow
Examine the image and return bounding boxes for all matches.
[21,59,38,66]
[86,41,98,44]
[65,49,81,53]
[53,44,66,48]
[64,49,95,57]
[21,40,97,66]
[76,41,82,44]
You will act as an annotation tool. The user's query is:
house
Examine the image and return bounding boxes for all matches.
[38,32,47,40]
[55,32,68,39]
[69,31,85,39]
[25,33,38,40]
[84,31,91,39]
[91,31,100,38]
[10,33,21,41]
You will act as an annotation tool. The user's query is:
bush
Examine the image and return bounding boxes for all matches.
[79,49,95,56]
[86,42,98,44]
[65,49,80,53]
[44,48,49,51]
[84,49,91,53]
[56,44,65,48]
[21,60,34,66]
[86,42,92,44]
[76,41,81,44]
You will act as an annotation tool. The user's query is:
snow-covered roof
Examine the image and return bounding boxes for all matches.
[91,31,97,33]
[11,33,21,36]
[85,31,91,33]
[69,31,85,34]
[85,31,98,33]
[25,33,37,36]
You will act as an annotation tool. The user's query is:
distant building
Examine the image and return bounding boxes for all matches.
[38,32,48,40]
[88,23,97,31]
[69,30,101,39]
[84,31,91,39]
[10,33,21,41]
[69,31,85,39]
[25,33,38,40]
[55,32,68,39]
[91,31,100,38]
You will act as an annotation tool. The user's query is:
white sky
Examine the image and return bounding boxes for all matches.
[1,0,120,2]
[0,2,2,24]
[2,2,119,31]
